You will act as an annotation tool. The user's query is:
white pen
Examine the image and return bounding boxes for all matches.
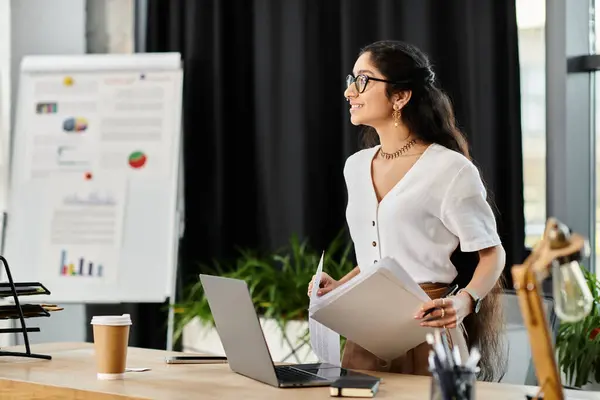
[431,330,447,364]
[452,345,462,366]
[428,350,436,371]
[464,347,481,370]
[433,328,442,344]
[425,333,435,346]
[439,330,454,369]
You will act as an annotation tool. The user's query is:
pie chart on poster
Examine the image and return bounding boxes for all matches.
[128,151,147,169]
[63,117,88,133]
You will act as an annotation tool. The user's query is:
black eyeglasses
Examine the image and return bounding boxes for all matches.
[345,74,409,93]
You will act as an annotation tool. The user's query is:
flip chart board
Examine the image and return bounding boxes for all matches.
[3,53,184,303]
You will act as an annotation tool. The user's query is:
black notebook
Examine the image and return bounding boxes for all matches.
[329,376,381,398]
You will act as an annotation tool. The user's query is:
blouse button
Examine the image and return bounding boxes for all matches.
[372,241,377,247]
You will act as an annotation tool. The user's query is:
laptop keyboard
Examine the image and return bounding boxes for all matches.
[275,366,329,383]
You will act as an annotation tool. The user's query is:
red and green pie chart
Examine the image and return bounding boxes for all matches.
[128,151,147,169]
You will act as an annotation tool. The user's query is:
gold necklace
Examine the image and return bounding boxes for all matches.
[379,139,417,159]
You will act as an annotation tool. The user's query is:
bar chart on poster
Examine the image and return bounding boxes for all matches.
[3,53,184,304]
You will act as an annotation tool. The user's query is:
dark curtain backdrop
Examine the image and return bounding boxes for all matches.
[86,0,526,349]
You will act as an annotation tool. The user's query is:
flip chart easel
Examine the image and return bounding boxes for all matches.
[3,53,184,349]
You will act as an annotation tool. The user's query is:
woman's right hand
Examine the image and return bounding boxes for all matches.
[307,272,339,297]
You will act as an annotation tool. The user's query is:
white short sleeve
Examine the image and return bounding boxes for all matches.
[440,163,501,252]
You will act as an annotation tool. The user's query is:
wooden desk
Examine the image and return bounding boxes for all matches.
[0,343,597,399]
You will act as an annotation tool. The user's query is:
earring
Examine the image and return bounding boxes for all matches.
[392,106,401,127]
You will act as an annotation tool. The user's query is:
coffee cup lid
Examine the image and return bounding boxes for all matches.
[91,314,132,326]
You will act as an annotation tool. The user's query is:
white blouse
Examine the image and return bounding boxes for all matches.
[344,143,501,284]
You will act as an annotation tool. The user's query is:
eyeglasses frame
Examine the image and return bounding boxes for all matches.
[345,74,411,93]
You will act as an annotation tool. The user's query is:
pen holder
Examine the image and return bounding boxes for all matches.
[430,366,477,400]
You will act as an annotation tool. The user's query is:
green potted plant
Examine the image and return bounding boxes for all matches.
[172,230,355,361]
[555,265,600,389]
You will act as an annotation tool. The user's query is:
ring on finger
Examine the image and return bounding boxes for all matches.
[442,298,445,306]
[441,308,445,318]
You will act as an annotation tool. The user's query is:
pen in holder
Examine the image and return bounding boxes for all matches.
[426,330,480,400]
[430,365,478,400]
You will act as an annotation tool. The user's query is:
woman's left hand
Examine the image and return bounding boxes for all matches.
[414,292,473,328]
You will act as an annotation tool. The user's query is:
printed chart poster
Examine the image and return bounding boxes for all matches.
[24,76,99,180]
[37,175,127,291]
[96,71,177,180]
[22,71,178,182]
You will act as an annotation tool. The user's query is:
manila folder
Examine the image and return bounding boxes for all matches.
[310,257,434,361]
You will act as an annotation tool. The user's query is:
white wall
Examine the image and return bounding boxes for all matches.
[0,0,13,349]
[10,0,86,121]
[0,0,11,222]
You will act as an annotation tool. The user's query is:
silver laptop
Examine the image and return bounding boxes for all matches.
[199,274,374,388]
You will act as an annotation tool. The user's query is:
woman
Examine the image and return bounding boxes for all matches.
[307,40,507,381]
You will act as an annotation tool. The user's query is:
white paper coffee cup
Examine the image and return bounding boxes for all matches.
[91,314,132,326]
[91,314,132,380]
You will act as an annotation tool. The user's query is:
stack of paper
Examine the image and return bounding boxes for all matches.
[309,255,435,362]
[309,252,341,366]
[0,303,63,319]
